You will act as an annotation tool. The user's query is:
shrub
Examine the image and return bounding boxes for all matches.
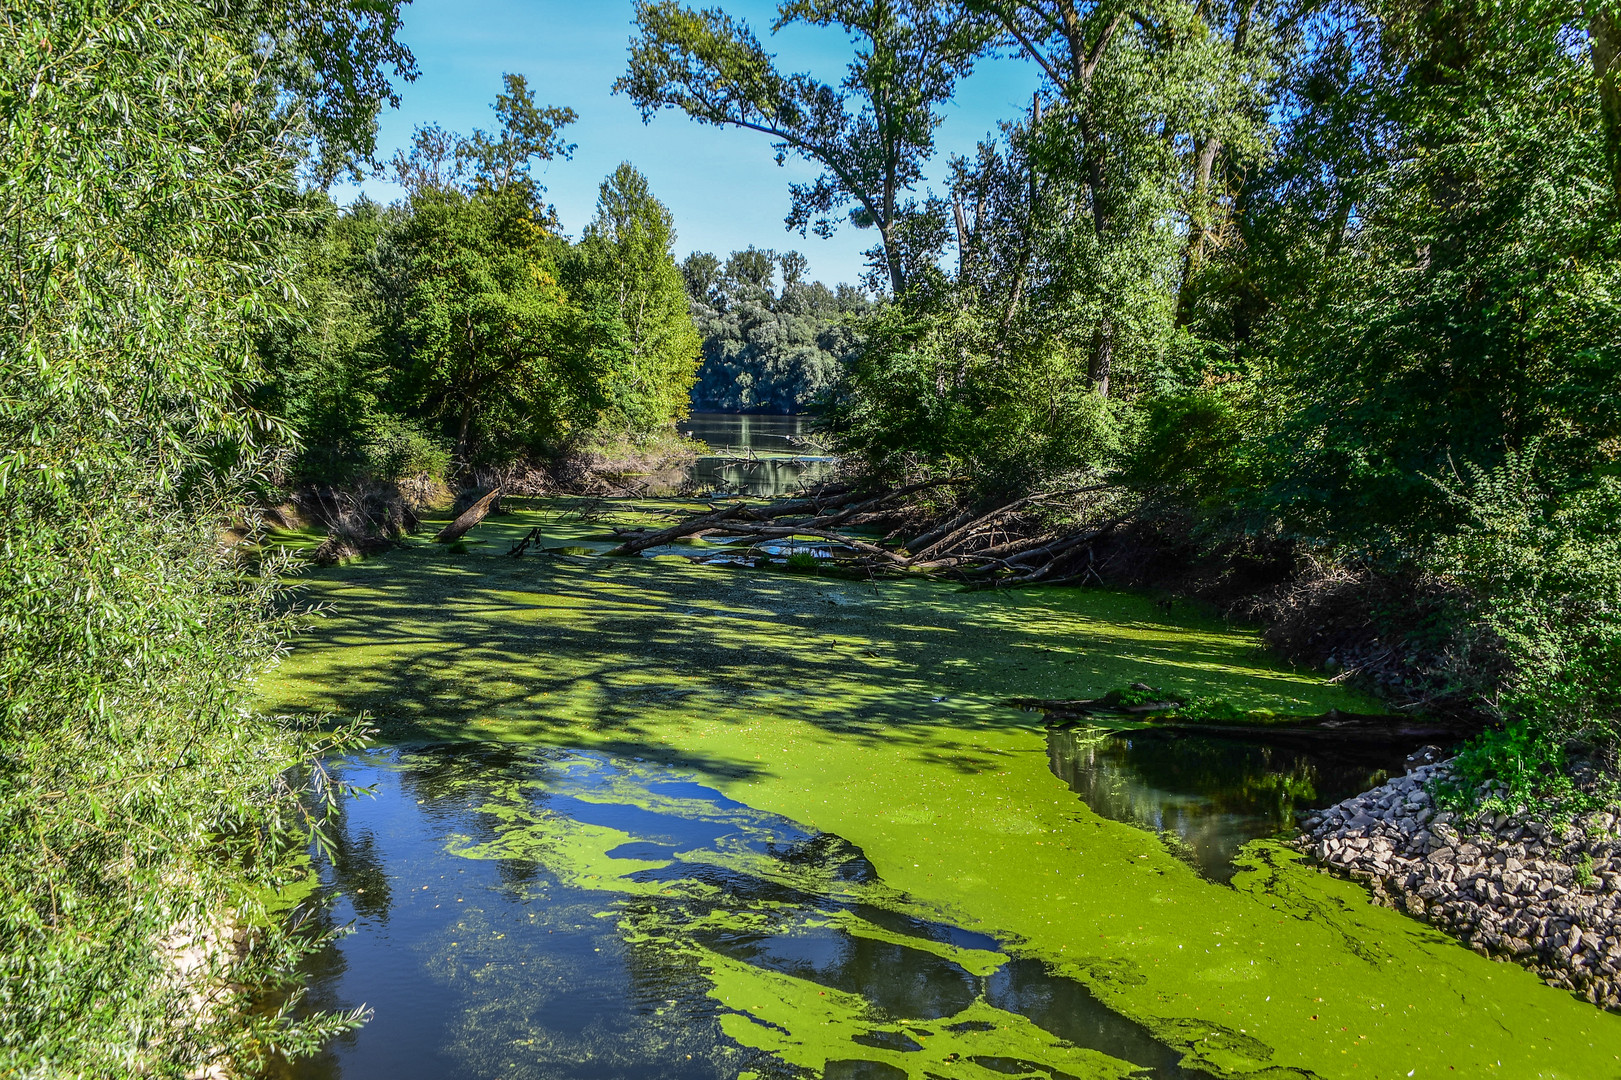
[1429,449,1621,804]
[0,2,411,1073]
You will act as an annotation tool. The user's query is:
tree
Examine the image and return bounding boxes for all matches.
[389,72,577,213]
[0,1,412,1073]
[567,164,702,431]
[685,248,868,412]
[1243,0,1621,541]
[961,0,1277,394]
[617,0,993,293]
[376,79,589,467]
[393,188,573,465]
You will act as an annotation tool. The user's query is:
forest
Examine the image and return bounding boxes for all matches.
[2,0,1618,1076]
[616,0,1620,803]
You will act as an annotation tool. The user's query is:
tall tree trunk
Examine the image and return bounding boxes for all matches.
[879,222,906,295]
[1089,317,1114,397]
[456,398,475,479]
[1593,8,1621,207]
[1175,136,1223,328]
[953,195,972,281]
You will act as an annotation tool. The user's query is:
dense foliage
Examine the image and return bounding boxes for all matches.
[0,1,411,1074]
[258,88,701,489]
[683,247,868,413]
[627,0,1621,794]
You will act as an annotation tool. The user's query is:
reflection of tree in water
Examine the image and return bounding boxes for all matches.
[391,742,553,806]
[325,800,393,924]
[1047,728,1401,881]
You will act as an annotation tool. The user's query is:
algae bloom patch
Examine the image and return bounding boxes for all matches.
[290,745,1208,1079]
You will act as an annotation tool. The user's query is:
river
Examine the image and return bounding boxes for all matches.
[264,501,1621,1079]
[678,413,835,497]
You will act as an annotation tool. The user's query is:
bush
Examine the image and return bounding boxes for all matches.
[0,2,411,1073]
[1429,450,1621,802]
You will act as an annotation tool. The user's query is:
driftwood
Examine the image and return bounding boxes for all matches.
[600,475,1127,588]
[1011,695,1466,744]
[434,487,501,543]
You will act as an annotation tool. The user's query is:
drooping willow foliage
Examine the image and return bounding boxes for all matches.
[0,2,412,1074]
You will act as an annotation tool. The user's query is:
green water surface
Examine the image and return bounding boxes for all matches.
[259,501,1621,1079]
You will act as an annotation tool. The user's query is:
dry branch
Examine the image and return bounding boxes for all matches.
[599,476,1126,587]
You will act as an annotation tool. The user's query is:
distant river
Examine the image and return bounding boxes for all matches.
[677,413,835,497]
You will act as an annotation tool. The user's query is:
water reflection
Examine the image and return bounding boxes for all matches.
[284,745,1212,1080]
[1046,727,1402,882]
[678,412,835,497]
[679,413,815,451]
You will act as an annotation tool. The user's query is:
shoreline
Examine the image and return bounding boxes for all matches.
[1299,761,1621,1010]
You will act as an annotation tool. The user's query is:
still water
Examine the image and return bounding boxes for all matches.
[1046,728,1399,883]
[286,732,1403,1079]
[678,413,835,497]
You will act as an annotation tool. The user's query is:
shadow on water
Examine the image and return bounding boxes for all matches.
[284,744,1215,1080]
[1045,727,1409,883]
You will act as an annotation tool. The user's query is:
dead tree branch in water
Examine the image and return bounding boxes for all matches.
[434,488,501,543]
[602,477,1129,587]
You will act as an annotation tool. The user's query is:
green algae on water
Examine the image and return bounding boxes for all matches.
[263,502,1621,1080]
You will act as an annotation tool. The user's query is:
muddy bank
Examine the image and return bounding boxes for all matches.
[1300,763,1621,1010]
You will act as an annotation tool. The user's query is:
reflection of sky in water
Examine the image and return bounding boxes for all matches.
[285,745,1211,1080]
[1046,728,1406,882]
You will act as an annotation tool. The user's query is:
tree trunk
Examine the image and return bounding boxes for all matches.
[1175,136,1223,328]
[434,487,501,543]
[953,195,971,281]
[456,398,475,478]
[1593,8,1621,208]
[879,221,906,295]
[1089,317,1114,397]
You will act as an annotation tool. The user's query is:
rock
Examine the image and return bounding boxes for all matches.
[1298,765,1621,1015]
[1406,745,1445,771]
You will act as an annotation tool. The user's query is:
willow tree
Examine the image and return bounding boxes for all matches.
[0,1,412,1074]
[617,0,993,294]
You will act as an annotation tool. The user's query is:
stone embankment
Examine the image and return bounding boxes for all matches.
[1299,760,1621,1010]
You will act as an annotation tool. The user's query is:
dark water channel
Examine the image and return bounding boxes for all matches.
[1046,728,1405,883]
[285,745,1213,1079]
[678,413,835,497]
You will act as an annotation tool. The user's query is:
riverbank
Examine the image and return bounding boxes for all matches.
[1301,763,1621,1010]
[258,498,1621,1078]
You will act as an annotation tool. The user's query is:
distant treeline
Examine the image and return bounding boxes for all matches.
[680,246,867,414]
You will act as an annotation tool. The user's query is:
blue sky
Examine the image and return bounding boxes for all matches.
[332,0,1041,287]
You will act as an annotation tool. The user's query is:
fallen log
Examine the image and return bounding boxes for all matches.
[434,488,502,543]
[605,478,970,557]
[596,475,1128,588]
[700,524,911,565]
[906,484,1109,565]
[819,476,970,528]
[606,501,751,556]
